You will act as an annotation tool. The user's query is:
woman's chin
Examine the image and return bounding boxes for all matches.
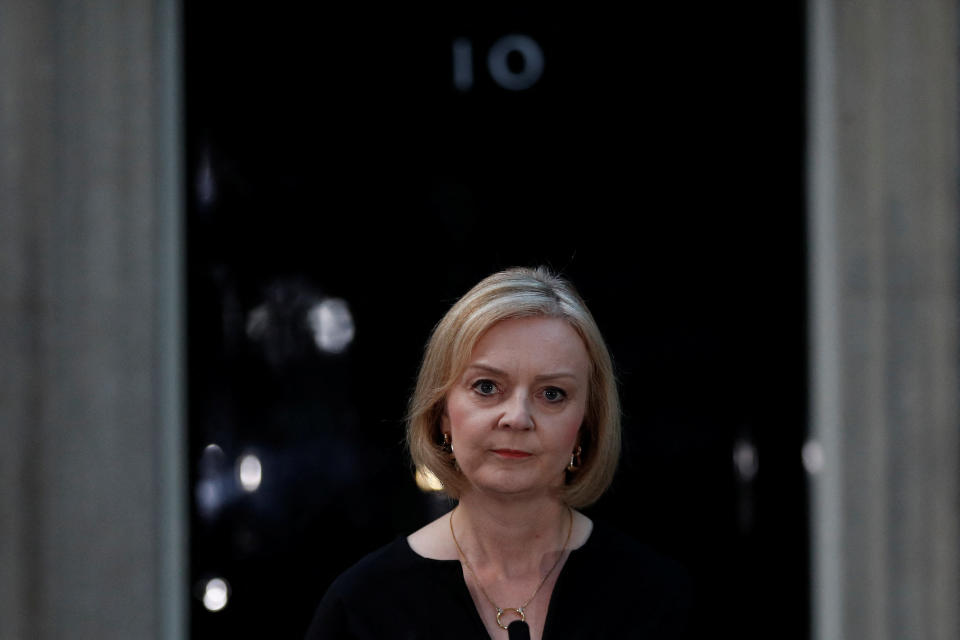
[466,472,563,500]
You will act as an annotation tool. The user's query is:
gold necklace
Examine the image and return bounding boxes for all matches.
[449,506,574,631]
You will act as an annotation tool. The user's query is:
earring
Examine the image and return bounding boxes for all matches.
[441,432,454,456]
[567,445,582,472]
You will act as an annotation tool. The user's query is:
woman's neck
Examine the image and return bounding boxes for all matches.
[453,492,570,579]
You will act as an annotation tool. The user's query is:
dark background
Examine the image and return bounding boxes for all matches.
[185,3,808,638]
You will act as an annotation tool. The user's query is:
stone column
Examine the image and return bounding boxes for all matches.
[0,1,184,638]
[808,1,960,639]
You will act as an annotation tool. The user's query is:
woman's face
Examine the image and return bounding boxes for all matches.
[443,316,591,500]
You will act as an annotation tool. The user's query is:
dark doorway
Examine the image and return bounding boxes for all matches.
[185,4,808,638]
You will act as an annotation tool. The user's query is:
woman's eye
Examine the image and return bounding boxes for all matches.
[472,379,498,396]
[542,387,567,403]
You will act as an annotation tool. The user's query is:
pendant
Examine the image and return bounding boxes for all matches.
[496,606,525,630]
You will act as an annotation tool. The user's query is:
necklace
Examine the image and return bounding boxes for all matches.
[449,506,574,631]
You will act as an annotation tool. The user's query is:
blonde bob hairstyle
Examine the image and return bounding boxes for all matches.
[406,266,620,508]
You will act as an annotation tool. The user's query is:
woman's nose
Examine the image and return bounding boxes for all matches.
[498,392,535,430]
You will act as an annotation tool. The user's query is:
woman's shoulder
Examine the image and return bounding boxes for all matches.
[570,520,694,608]
[406,509,459,560]
[582,520,683,567]
[305,537,436,639]
[322,535,426,599]
[305,534,472,639]
[555,521,695,638]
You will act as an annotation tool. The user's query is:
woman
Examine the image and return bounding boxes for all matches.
[306,267,691,639]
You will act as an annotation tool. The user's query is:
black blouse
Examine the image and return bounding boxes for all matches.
[305,522,692,639]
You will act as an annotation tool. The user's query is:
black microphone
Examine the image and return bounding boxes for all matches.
[507,620,531,640]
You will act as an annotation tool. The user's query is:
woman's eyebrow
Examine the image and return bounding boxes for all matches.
[464,363,507,377]
[532,372,579,382]
[464,363,579,382]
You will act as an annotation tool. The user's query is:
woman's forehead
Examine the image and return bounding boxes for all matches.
[466,316,590,374]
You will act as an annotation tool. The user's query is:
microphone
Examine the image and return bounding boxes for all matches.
[507,620,531,640]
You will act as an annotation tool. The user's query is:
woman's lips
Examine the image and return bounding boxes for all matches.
[492,449,532,458]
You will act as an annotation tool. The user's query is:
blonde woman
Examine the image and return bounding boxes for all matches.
[307,267,691,639]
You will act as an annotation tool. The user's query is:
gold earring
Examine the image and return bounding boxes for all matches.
[441,432,454,456]
[567,445,582,472]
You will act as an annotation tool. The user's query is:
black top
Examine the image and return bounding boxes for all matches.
[305,522,692,639]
